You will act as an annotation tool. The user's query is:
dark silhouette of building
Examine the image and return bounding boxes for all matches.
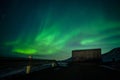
[72,48,102,63]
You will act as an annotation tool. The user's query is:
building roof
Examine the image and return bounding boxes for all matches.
[72,48,101,52]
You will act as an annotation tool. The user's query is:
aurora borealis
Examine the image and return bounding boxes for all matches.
[0,0,120,60]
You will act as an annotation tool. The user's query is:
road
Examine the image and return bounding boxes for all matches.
[1,63,120,80]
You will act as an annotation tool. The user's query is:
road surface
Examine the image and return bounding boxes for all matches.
[1,63,120,80]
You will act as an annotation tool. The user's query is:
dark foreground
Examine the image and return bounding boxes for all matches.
[1,63,120,80]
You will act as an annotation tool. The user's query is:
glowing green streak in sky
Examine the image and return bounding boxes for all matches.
[81,40,95,45]
[80,21,120,45]
[12,48,37,54]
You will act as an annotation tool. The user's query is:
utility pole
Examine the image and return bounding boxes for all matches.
[26,56,32,74]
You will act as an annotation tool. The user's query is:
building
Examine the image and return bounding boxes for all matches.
[72,48,102,63]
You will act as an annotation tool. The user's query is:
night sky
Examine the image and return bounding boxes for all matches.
[0,0,120,60]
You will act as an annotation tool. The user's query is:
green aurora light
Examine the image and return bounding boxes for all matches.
[1,0,120,60]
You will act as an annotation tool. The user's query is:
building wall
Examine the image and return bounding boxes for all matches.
[72,48,101,62]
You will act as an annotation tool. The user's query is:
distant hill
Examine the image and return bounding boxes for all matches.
[102,47,120,62]
[63,57,73,63]
[0,56,57,63]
